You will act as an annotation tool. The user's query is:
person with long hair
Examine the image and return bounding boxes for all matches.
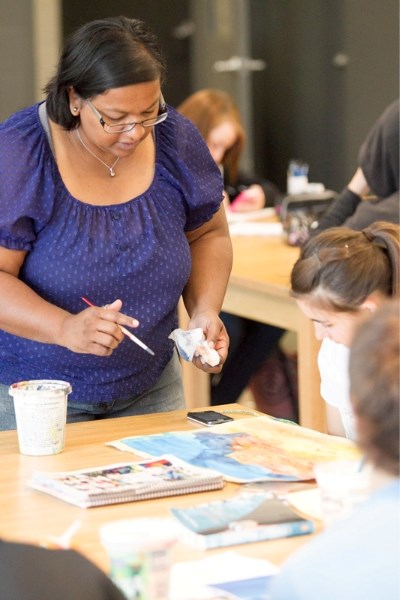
[178,88,281,212]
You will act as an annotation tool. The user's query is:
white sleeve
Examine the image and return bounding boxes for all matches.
[318,339,350,409]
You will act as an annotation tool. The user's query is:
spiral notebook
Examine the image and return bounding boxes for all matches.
[28,455,224,508]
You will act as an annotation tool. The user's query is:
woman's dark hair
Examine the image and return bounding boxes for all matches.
[349,299,400,475]
[45,16,167,130]
[290,221,400,312]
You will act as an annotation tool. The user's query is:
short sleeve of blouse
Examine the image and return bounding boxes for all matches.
[156,108,224,231]
[0,104,57,251]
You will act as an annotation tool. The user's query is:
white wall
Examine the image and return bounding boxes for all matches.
[0,0,34,120]
[0,0,60,121]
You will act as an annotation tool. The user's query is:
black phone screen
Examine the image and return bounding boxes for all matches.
[186,410,234,426]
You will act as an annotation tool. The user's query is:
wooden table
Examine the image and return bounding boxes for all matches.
[182,234,326,433]
[0,406,318,573]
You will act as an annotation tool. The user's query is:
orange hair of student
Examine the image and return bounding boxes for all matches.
[177,88,245,184]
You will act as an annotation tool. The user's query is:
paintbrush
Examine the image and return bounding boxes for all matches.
[81,297,155,356]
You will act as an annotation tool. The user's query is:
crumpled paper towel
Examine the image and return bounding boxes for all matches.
[169,328,220,367]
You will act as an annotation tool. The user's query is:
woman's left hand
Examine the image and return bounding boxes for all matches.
[187,310,229,373]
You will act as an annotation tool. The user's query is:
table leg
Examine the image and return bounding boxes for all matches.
[297,315,327,432]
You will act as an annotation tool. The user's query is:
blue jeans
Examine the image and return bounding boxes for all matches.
[0,351,185,431]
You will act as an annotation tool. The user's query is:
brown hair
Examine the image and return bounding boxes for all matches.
[290,221,400,312]
[349,299,400,475]
[177,89,245,184]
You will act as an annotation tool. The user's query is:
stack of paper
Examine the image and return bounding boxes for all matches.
[226,207,277,223]
[229,221,283,237]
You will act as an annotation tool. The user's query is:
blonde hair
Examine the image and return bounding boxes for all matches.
[177,88,245,184]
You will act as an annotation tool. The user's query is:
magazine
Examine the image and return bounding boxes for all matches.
[108,415,361,483]
[171,492,314,550]
[28,454,224,508]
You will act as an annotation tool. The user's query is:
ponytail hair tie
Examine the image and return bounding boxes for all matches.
[362,228,374,242]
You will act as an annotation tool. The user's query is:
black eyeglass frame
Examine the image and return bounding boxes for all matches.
[86,94,168,133]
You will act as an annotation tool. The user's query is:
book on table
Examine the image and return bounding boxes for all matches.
[28,454,224,508]
[170,492,314,550]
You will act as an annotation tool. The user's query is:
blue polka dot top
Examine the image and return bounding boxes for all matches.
[0,103,223,404]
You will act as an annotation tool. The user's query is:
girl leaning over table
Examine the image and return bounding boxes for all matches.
[290,221,399,439]
[0,16,232,430]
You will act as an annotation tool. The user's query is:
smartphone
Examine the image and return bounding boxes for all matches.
[187,410,234,426]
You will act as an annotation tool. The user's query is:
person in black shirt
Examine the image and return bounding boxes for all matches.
[313,99,399,233]
[0,538,125,600]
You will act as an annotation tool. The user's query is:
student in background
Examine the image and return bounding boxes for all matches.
[312,99,399,233]
[0,538,125,600]
[291,221,399,439]
[177,89,285,408]
[269,298,400,600]
[177,89,281,211]
[0,18,232,430]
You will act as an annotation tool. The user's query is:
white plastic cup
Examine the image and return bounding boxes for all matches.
[287,174,309,194]
[9,380,71,456]
[287,160,309,194]
[314,460,370,527]
[100,518,177,600]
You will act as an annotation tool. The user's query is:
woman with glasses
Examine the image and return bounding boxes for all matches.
[0,16,232,429]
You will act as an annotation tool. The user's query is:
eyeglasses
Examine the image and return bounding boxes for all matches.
[86,95,168,133]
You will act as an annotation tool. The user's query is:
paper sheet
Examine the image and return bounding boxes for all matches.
[228,221,283,237]
[169,551,278,600]
[286,488,323,521]
[108,415,361,483]
[226,207,277,223]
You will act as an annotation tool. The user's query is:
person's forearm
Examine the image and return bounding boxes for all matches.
[311,168,371,236]
[0,272,69,343]
[183,234,232,318]
[310,187,361,235]
[347,167,370,196]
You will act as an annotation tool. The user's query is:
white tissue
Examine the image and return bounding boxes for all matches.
[169,328,220,367]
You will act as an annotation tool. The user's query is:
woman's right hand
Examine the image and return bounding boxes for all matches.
[60,299,139,356]
[0,250,139,356]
